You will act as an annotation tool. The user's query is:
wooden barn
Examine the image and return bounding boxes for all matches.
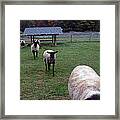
[23,27,63,46]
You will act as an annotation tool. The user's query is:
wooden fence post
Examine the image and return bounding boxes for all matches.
[54,35,57,46]
[89,32,93,41]
[30,35,32,44]
[52,35,54,43]
[71,34,72,42]
[33,35,35,42]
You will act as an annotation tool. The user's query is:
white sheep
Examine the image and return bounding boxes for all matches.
[31,40,39,59]
[43,50,58,76]
[68,65,100,100]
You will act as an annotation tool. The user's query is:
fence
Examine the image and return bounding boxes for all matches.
[21,32,100,44]
[56,32,100,42]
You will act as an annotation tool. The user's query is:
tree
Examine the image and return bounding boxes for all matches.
[20,20,100,32]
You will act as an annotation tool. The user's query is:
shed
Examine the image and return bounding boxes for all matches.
[23,27,63,46]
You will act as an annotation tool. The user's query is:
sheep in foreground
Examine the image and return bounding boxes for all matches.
[68,65,100,100]
[43,50,58,76]
[31,40,40,59]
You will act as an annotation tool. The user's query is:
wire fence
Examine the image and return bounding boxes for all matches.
[21,32,100,44]
[56,32,100,42]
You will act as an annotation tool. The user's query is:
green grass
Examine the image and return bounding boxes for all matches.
[20,41,100,100]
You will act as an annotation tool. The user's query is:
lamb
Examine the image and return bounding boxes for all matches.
[43,50,58,76]
[31,40,40,59]
[68,65,100,100]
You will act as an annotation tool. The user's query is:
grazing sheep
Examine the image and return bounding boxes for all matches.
[31,40,39,59]
[20,40,26,47]
[68,65,100,100]
[43,50,58,76]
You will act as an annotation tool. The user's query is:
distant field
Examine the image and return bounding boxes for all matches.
[20,41,100,100]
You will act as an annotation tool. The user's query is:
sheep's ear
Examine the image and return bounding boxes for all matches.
[55,51,58,53]
[47,52,51,54]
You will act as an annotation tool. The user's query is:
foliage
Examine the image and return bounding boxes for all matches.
[20,20,100,33]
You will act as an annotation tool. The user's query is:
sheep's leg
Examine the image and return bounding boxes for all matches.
[44,59,47,71]
[53,63,55,77]
[32,50,35,59]
[45,63,47,71]
[48,63,51,71]
[36,51,38,57]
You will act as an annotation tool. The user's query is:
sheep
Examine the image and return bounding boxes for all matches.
[20,40,26,47]
[43,50,58,76]
[31,40,40,59]
[68,65,100,100]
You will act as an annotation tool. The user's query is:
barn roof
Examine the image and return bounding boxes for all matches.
[23,27,63,35]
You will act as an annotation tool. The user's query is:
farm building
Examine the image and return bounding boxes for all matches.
[23,27,63,46]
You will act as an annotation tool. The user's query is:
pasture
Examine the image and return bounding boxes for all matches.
[20,41,100,100]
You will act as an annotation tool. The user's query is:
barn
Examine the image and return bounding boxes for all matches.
[23,27,63,46]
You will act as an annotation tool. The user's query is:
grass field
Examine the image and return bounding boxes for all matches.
[20,41,100,100]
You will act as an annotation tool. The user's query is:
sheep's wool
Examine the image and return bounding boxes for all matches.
[31,44,39,51]
[68,65,100,100]
[43,50,56,62]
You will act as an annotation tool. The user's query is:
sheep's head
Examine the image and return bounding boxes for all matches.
[33,40,39,48]
[20,40,25,46]
[85,94,100,100]
[47,51,58,64]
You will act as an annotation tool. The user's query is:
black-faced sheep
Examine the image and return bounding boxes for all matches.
[68,65,100,100]
[31,40,40,59]
[43,50,58,76]
[20,40,26,47]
